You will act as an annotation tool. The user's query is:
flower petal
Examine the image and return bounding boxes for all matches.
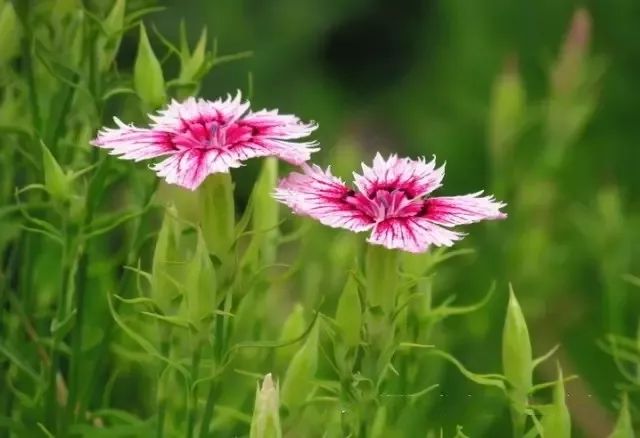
[152,149,212,191]
[274,164,374,232]
[368,217,463,253]
[149,92,250,130]
[423,191,507,226]
[239,110,319,165]
[353,153,444,198]
[91,118,175,161]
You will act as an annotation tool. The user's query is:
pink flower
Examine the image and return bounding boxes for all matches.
[91,93,318,190]
[274,154,506,253]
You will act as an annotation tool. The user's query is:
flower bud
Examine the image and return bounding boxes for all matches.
[489,55,525,170]
[502,286,532,434]
[609,393,633,438]
[551,8,591,97]
[134,23,166,109]
[151,206,182,313]
[179,27,208,84]
[275,303,306,369]
[182,229,216,332]
[545,8,596,168]
[335,273,362,348]
[541,364,571,438]
[0,1,22,66]
[41,142,71,203]
[250,373,282,438]
[66,11,84,69]
[281,321,319,409]
[98,0,126,71]
[245,157,279,267]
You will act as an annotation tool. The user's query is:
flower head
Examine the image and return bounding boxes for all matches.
[274,153,506,253]
[91,92,318,190]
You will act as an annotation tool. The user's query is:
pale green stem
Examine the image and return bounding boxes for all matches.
[199,173,235,261]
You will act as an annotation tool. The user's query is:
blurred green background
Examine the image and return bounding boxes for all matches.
[143,0,640,435]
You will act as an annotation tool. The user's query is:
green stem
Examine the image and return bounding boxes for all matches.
[48,221,71,433]
[363,245,399,379]
[510,405,525,438]
[18,1,42,137]
[65,240,86,426]
[186,346,202,438]
[156,328,172,438]
[199,173,235,261]
[199,381,218,438]
[365,245,399,314]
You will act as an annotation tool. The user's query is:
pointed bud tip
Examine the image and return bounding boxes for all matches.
[567,8,591,52]
[262,373,276,391]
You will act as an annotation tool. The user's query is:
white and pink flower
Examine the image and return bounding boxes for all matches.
[91,93,318,190]
[274,154,506,253]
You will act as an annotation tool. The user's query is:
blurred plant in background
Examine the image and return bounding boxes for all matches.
[1,0,639,437]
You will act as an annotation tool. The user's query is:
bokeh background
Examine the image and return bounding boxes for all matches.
[150,1,640,436]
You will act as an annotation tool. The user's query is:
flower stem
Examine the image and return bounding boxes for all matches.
[186,346,202,438]
[199,173,235,261]
[199,381,219,438]
[155,328,171,438]
[363,245,399,378]
[365,244,398,315]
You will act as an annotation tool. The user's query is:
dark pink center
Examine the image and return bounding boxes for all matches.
[168,118,262,152]
[343,187,425,223]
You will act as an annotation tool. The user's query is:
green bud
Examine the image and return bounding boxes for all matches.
[199,173,236,260]
[243,158,279,268]
[489,55,525,169]
[335,273,362,348]
[134,23,166,109]
[232,291,258,343]
[551,8,591,97]
[250,373,282,438]
[609,393,634,438]
[546,8,597,168]
[151,206,182,313]
[0,1,22,65]
[502,286,532,436]
[41,142,71,202]
[67,11,84,69]
[99,0,126,71]
[275,303,306,369]
[281,321,319,409]
[104,0,126,36]
[179,27,208,84]
[182,229,216,332]
[541,364,571,438]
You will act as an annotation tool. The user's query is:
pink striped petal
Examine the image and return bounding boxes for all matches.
[423,192,507,226]
[149,93,249,130]
[91,118,175,161]
[274,164,374,232]
[152,149,240,191]
[353,153,444,199]
[368,217,463,253]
